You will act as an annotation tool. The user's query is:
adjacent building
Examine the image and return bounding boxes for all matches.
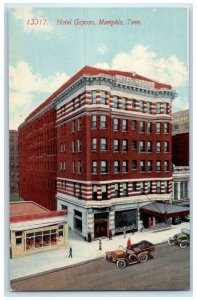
[9,130,19,193]
[19,66,177,239]
[10,201,68,258]
[172,109,190,206]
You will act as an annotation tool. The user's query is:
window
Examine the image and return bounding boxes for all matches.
[60,162,63,171]
[72,120,75,132]
[122,183,128,197]
[113,118,119,130]
[72,141,75,153]
[92,91,97,104]
[122,119,127,131]
[100,115,107,129]
[147,141,152,152]
[139,100,143,112]
[174,182,178,200]
[164,160,169,171]
[78,161,82,173]
[146,102,151,114]
[139,141,145,152]
[133,182,137,192]
[78,140,82,152]
[78,118,81,130]
[114,161,120,173]
[164,122,169,133]
[147,160,152,172]
[139,121,145,133]
[92,161,97,174]
[147,122,152,134]
[114,183,120,198]
[163,181,168,193]
[147,181,152,193]
[140,182,145,194]
[101,161,107,174]
[113,96,118,108]
[72,161,76,173]
[15,231,22,245]
[163,103,167,114]
[156,161,161,172]
[92,138,97,151]
[156,141,161,152]
[101,138,107,151]
[140,161,145,172]
[131,120,137,130]
[92,185,97,200]
[122,161,128,173]
[122,98,126,110]
[114,139,119,152]
[131,99,136,109]
[101,185,108,200]
[164,141,169,152]
[132,140,137,150]
[122,140,128,152]
[100,91,106,105]
[156,103,161,114]
[156,122,161,134]
[156,181,161,193]
[132,160,137,170]
[91,115,97,128]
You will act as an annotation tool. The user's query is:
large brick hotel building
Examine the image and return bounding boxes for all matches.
[19,66,176,239]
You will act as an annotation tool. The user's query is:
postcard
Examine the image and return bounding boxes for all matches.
[8,5,190,292]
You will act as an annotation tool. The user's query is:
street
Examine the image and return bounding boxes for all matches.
[11,242,190,291]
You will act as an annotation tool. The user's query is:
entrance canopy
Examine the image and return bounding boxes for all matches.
[140,202,189,218]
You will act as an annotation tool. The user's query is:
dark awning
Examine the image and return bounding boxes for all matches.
[140,202,189,218]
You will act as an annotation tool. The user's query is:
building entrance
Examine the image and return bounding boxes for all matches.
[94,219,107,238]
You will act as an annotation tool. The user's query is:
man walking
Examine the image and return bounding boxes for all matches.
[68,245,72,258]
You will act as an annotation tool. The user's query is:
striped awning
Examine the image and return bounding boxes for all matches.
[140,202,189,218]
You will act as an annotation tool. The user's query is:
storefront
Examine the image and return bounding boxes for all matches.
[10,201,68,258]
[140,202,189,228]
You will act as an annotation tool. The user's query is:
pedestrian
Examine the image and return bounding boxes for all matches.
[88,232,92,243]
[108,229,112,240]
[123,226,126,238]
[99,238,102,251]
[131,223,135,234]
[127,237,132,250]
[153,216,156,227]
[148,217,152,228]
[68,245,72,258]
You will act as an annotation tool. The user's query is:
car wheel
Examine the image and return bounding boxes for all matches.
[168,238,175,246]
[179,242,188,248]
[116,260,126,269]
[139,253,148,263]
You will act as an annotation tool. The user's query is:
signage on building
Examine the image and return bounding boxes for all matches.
[115,74,155,89]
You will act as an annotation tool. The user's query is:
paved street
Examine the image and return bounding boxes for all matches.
[11,243,190,291]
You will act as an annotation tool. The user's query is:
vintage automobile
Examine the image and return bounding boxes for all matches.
[105,240,155,269]
[168,228,190,248]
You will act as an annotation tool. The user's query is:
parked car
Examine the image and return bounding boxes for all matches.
[105,240,155,269]
[181,215,190,222]
[168,228,190,248]
[172,217,182,225]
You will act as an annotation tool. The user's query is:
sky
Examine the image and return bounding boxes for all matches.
[9,7,189,130]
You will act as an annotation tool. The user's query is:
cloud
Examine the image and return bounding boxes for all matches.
[97,43,107,55]
[12,8,53,32]
[9,61,69,129]
[95,44,188,88]
[172,95,189,112]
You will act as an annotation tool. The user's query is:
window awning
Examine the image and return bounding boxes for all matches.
[140,202,189,218]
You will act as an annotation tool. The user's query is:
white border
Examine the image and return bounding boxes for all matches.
[2,1,195,300]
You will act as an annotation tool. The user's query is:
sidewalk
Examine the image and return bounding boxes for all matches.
[10,222,190,280]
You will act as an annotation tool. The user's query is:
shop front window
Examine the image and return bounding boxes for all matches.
[25,228,62,250]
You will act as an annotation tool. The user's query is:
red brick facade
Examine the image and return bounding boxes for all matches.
[19,66,176,236]
[10,130,19,193]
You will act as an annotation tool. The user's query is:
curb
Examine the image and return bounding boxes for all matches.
[10,241,167,283]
